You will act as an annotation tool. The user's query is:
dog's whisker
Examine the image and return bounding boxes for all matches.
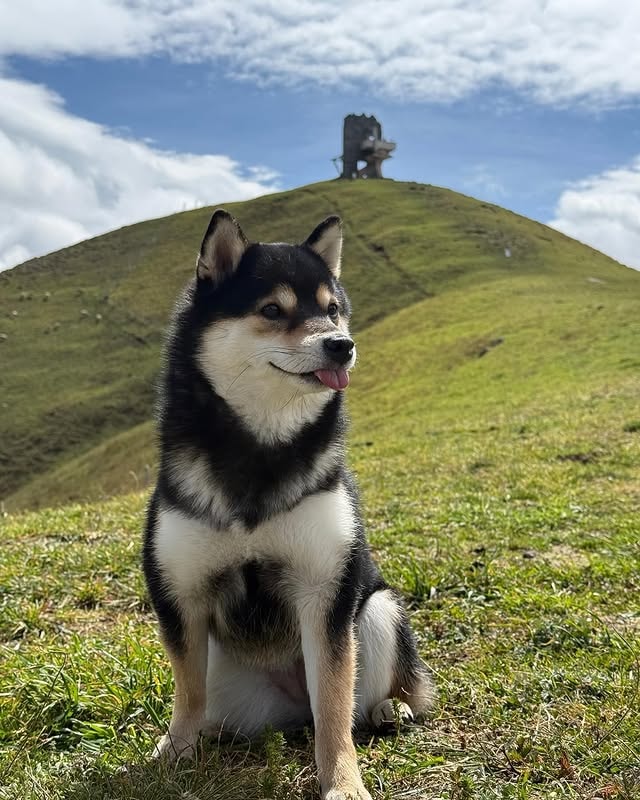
[278,389,301,412]
[226,362,253,390]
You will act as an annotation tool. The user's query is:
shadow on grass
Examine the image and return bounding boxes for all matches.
[64,732,318,800]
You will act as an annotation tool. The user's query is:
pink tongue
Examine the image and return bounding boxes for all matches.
[314,368,350,391]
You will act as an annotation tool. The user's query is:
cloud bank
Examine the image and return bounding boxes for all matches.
[2,1,640,107]
[0,78,278,270]
[550,159,640,270]
[2,2,640,270]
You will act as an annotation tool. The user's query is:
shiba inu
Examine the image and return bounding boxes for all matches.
[142,211,435,799]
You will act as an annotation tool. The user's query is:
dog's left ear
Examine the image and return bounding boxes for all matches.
[304,216,343,279]
[197,210,248,283]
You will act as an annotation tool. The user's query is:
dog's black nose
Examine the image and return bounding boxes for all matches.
[323,336,355,364]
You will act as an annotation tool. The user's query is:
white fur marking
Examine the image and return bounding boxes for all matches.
[355,589,401,723]
[170,450,232,525]
[206,639,311,735]
[155,484,355,609]
[197,319,355,445]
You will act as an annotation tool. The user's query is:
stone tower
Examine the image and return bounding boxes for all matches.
[340,114,396,179]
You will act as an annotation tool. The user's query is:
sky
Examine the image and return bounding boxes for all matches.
[1,1,640,272]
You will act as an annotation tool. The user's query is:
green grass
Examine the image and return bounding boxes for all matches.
[2,328,640,797]
[1,179,639,797]
[1,395,638,798]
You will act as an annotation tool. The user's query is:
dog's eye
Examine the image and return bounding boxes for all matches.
[327,302,339,319]
[261,303,281,320]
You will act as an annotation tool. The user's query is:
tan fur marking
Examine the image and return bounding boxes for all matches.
[247,314,330,340]
[316,283,333,309]
[248,316,339,340]
[156,618,208,758]
[262,283,298,315]
[312,285,350,334]
[249,314,281,336]
[169,649,207,720]
[313,631,367,797]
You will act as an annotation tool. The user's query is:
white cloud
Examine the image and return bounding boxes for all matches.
[549,159,640,270]
[2,1,640,107]
[2,2,640,270]
[0,77,278,270]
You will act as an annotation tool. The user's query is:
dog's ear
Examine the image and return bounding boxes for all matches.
[197,210,248,283]
[304,216,343,279]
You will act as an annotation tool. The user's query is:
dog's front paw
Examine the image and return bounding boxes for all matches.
[323,782,373,800]
[152,727,199,761]
[324,789,373,800]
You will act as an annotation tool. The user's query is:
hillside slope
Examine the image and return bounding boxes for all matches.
[1,179,639,510]
[3,294,640,799]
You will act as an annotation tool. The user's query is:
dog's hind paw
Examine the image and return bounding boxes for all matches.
[370,698,414,731]
[152,729,198,761]
[200,721,222,738]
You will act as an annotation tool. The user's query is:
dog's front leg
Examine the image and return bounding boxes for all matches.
[300,604,372,800]
[153,614,208,760]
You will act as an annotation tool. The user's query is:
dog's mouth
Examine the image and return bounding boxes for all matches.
[269,363,350,391]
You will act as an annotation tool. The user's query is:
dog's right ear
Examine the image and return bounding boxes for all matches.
[304,215,343,279]
[196,210,248,283]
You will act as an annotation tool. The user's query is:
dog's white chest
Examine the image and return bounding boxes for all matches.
[154,484,356,601]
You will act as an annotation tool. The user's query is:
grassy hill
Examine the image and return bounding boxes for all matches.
[2,179,639,510]
[1,180,639,797]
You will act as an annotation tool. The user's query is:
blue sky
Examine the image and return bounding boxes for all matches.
[2,1,640,270]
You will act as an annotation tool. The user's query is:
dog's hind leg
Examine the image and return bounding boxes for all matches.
[354,588,435,730]
[205,639,312,737]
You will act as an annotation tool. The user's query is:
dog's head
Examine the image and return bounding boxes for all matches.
[190,211,356,439]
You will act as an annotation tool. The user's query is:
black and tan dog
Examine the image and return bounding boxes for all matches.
[143,211,434,799]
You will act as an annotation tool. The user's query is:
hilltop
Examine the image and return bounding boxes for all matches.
[1,179,639,510]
